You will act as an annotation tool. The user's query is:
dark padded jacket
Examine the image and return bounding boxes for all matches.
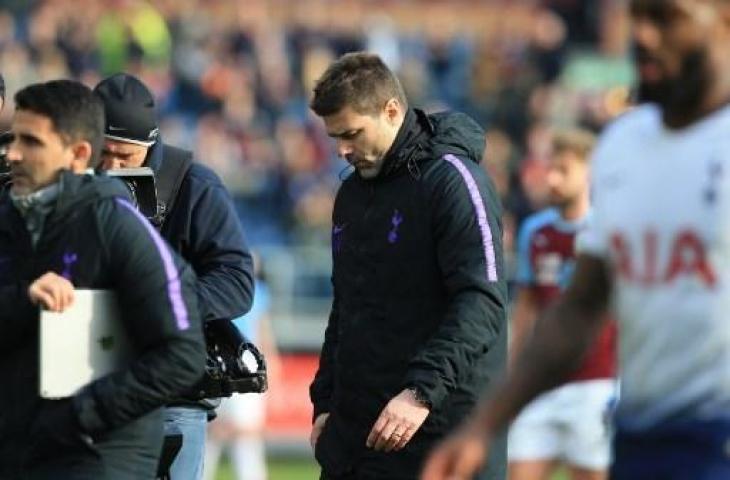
[310,109,508,479]
[0,172,206,479]
[146,140,254,325]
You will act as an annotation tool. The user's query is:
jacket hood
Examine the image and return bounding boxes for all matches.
[379,109,485,180]
[380,108,429,178]
[426,110,486,165]
[54,170,132,218]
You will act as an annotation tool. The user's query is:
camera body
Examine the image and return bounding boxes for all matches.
[105,167,161,224]
[190,319,268,399]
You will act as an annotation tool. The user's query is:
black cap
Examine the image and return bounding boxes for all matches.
[94,73,159,147]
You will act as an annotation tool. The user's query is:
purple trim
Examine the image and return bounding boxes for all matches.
[61,252,78,281]
[116,198,190,330]
[443,154,498,282]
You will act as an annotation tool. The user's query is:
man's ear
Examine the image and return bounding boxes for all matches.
[383,98,403,125]
[68,141,93,173]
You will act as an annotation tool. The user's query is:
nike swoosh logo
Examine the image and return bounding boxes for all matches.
[108,126,126,131]
[333,225,346,234]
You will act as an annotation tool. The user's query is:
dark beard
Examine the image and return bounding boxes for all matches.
[636,48,711,125]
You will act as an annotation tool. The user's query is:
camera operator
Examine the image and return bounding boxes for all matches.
[94,73,255,480]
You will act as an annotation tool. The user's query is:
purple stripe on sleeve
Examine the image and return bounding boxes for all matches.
[116,198,190,330]
[443,154,498,282]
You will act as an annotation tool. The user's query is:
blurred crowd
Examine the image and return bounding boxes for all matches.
[0,0,634,274]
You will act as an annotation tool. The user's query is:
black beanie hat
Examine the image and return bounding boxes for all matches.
[94,73,159,147]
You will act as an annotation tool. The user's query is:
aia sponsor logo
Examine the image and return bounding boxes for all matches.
[610,229,716,287]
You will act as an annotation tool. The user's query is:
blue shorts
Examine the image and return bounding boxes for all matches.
[611,418,730,480]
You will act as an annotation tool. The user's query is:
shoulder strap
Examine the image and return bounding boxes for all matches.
[153,144,193,228]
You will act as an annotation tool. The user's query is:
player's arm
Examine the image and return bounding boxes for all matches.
[508,288,538,371]
[479,253,611,430]
[507,211,541,370]
[422,253,612,480]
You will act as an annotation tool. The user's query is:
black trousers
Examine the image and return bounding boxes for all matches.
[320,472,356,480]
[320,472,414,480]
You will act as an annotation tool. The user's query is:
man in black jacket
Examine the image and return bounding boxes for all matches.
[308,52,508,479]
[0,80,206,479]
[94,73,255,480]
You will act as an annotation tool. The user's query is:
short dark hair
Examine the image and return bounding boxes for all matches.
[0,73,5,104]
[310,52,407,117]
[14,80,105,168]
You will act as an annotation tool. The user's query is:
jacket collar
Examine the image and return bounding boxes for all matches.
[9,181,61,219]
[144,138,164,174]
[378,108,433,179]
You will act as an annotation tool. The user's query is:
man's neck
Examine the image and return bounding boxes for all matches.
[10,181,61,247]
[10,182,60,207]
[663,75,730,129]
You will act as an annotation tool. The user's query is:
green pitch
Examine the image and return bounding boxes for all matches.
[214,458,570,480]
[214,457,319,480]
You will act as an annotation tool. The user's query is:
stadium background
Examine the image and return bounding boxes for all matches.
[0,0,633,478]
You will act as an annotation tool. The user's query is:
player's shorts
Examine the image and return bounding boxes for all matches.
[216,392,266,430]
[508,378,616,470]
[611,418,730,480]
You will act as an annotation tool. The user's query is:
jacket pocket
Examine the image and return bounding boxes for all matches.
[314,414,357,477]
[27,400,101,463]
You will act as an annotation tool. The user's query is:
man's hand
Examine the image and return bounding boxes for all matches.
[28,272,75,312]
[420,418,489,480]
[310,412,330,450]
[366,388,430,452]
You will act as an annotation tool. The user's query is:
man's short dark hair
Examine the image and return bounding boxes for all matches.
[14,80,105,168]
[310,52,408,117]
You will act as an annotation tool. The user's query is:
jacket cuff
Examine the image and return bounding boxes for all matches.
[403,370,448,411]
[312,400,330,424]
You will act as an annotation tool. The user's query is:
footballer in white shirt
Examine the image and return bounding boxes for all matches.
[423,1,730,479]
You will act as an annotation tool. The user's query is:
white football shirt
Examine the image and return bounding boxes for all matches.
[578,103,730,430]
